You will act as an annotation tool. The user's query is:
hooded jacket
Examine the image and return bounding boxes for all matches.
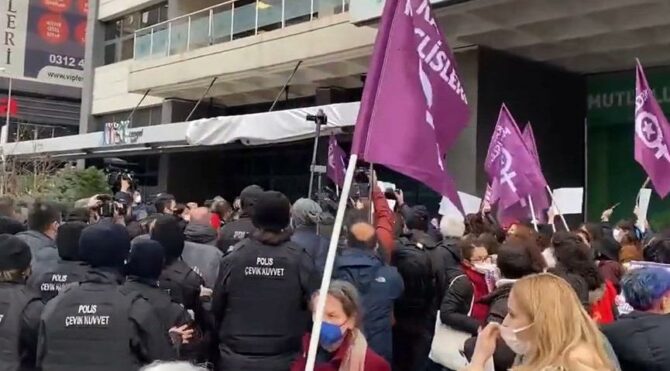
[17,230,58,281]
[184,223,217,245]
[333,247,404,363]
[603,311,670,371]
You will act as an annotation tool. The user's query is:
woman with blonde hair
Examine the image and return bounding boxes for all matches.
[464,273,617,371]
[291,280,390,371]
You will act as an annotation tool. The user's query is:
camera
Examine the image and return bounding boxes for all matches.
[95,195,115,218]
[306,109,328,126]
[351,167,371,202]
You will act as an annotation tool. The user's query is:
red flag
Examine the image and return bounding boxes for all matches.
[0,97,18,117]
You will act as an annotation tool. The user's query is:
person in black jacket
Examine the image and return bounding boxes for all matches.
[37,222,174,370]
[0,234,44,370]
[438,215,466,280]
[463,240,543,371]
[603,267,670,371]
[123,239,194,356]
[212,191,317,371]
[217,185,263,253]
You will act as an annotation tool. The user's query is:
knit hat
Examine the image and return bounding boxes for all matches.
[405,205,430,232]
[0,234,31,270]
[151,215,185,261]
[126,239,165,280]
[252,191,290,232]
[79,222,130,268]
[57,221,87,261]
[240,185,264,212]
[291,198,322,228]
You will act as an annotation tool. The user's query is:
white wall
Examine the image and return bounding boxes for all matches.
[92,61,164,115]
[99,0,165,20]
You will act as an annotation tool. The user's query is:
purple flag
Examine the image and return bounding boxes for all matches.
[351,0,470,211]
[485,105,548,212]
[522,123,539,163]
[327,135,346,187]
[635,60,670,198]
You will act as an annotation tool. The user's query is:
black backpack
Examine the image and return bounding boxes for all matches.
[392,238,436,312]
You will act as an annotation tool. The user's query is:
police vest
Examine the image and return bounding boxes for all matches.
[36,261,89,302]
[0,283,38,371]
[220,239,307,356]
[159,260,201,311]
[122,280,186,332]
[39,283,142,371]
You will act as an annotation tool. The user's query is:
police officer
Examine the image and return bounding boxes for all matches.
[0,234,44,370]
[151,216,205,318]
[217,185,263,253]
[37,223,174,370]
[122,240,192,347]
[29,222,89,302]
[212,190,318,371]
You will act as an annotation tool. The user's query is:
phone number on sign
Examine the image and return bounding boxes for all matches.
[48,54,85,69]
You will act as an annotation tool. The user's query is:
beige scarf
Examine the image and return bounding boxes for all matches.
[339,329,368,371]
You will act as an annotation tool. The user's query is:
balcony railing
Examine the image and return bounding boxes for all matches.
[134,0,350,60]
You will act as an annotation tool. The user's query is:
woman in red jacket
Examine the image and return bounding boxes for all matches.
[291,280,391,371]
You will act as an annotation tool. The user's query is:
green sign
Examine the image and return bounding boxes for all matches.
[587,67,670,125]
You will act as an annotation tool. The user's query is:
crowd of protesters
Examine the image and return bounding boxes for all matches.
[1,172,670,371]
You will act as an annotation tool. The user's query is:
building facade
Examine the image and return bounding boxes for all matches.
[11,0,670,224]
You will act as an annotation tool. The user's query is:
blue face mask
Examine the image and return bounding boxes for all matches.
[319,321,344,348]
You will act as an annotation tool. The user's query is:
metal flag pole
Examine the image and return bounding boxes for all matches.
[546,185,570,231]
[527,195,539,232]
[307,110,326,199]
[305,154,359,371]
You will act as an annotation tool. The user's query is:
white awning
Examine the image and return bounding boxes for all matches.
[1,102,360,158]
[186,102,360,146]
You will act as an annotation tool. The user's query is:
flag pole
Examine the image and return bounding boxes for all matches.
[584,117,588,223]
[527,195,539,232]
[546,185,570,231]
[305,154,359,371]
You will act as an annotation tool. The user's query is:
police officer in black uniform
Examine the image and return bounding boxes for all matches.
[37,222,174,371]
[29,222,89,302]
[217,185,263,253]
[0,234,44,370]
[122,239,192,349]
[152,216,205,320]
[212,190,318,371]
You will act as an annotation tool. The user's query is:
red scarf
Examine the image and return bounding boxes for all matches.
[461,264,490,321]
[591,280,617,325]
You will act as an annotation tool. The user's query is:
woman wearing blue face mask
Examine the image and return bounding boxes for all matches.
[291,280,391,371]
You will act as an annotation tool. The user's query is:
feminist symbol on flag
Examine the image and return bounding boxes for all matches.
[636,111,670,162]
[499,148,518,193]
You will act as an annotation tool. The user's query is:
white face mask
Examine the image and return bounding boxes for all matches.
[499,323,533,355]
[472,262,495,275]
[134,195,142,204]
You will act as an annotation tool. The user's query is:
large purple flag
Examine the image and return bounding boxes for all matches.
[522,123,539,163]
[327,135,346,187]
[635,60,670,198]
[485,105,548,212]
[351,0,470,211]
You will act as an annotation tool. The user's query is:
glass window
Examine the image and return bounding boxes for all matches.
[102,2,168,65]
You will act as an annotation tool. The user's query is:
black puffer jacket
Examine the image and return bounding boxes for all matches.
[602,311,670,371]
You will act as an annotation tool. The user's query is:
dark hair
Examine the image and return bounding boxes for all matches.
[459,235,488,261]
[580,222,604,242]
[478,233,500,255]
[552,231,604,291]
[536,224,554,250]
[174,203,187,216]
[497,241,544,279]
[0,217,25,235]
[154,194,175,214]
[505,235,547,271]
[0,196,15,217]
[508,223,536,242]
[644,237,670,264]
[28,200,61,232]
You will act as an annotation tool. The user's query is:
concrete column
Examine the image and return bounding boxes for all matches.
[158,153,170,191]
[79,0,106,134]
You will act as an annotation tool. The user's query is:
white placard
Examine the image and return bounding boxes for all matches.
[439,192,483,219]
[637,188,652,224]
[551,187,584,215]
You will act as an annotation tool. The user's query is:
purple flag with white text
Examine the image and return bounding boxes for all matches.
[351,0,470,211]
[521,122,550,223]
[485,105,548,213]
[522,123,539,163]
[327,135,346,187]
[635,60,670,198]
